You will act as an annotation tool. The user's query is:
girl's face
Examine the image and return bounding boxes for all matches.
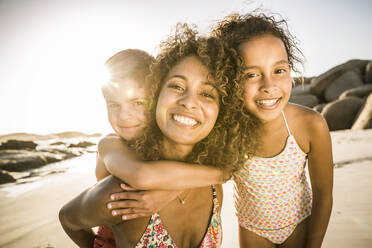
[156,56,220,152]
[239,34,292,123]
[103,78,148,141]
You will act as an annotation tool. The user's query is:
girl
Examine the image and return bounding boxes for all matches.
[211,13,334,247]
[59,25,258,247]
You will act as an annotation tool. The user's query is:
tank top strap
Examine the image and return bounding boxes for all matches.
[281,111,291,136]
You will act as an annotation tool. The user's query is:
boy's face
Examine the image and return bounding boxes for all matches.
[103,78,149,141]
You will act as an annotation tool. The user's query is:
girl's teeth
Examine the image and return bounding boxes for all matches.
[173,114,197,126]
[257,99,278,106]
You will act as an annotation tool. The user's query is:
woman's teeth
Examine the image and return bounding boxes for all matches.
[173,114,198,126]
[256,98,279,107]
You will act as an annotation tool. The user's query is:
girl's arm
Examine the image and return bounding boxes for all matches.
[306,113,334,248]
[99,135,230,190]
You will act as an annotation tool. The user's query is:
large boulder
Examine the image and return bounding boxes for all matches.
[321,96,364,131]
[289,94,319,108]
[313,103,327,113]
[310,59,369,98]
[291,84,311,96]
[352,93,372,130]
[339,84,372,99]
[0,140,37,150]
[324,70,364,102]
[365,61,372,84]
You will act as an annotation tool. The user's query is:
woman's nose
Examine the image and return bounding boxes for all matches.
[178,91,198,109]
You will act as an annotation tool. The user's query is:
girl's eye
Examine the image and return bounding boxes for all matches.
[275,68,287,74]
[245,73,259,79]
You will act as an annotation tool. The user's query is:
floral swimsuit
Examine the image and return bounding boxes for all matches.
[94,185,222,248]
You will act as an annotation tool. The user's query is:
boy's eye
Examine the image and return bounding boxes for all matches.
[133,100,145,106]
[107,102,119,108]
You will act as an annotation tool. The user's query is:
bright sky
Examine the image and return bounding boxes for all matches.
[0,0,371,135]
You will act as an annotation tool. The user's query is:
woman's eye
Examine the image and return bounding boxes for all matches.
[168,83,184,91]
[201,91,216,100]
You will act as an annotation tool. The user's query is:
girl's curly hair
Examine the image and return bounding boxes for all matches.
[131,23,259,173]
[210,11,305,80]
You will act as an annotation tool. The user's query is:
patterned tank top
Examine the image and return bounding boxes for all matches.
[136,185,222,247]
[234,111,312,230]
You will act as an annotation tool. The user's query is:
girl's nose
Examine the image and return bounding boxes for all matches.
[261,76,276,93]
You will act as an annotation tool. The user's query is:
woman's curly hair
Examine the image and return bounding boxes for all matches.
[210,11,305,81]
[131,23,259,173]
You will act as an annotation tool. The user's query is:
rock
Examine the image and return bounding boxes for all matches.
[0,150,73,172]
[352,93,372,130]
[321,96,364,131]
[0,140,37,150]
[0,170,16,184]
[293,77,313,85]
[68,141,95,148]
[324,70,364,102]
[339,84,372,99]
[313,103,327,113]
[289,94,319,108]
[291,84,311,96]
[310,59,369,98]
[365,61,372,84]
[50,141,67,146]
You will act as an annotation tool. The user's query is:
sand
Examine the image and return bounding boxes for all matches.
[1,129,372,247]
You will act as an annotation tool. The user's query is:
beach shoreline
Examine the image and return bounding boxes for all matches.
[0,129,372,247]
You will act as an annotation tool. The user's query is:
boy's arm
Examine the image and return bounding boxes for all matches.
[306,113,334,248]
[99,136,230,190]
[95,153,111,181]
[59,176,125,246]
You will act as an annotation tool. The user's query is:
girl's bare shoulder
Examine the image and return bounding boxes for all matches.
[286,103,327,130]
[286,103,329,152]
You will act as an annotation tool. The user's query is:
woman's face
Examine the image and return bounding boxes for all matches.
[156,56,220,151]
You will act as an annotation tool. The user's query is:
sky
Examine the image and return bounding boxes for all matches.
[0,0,371,135]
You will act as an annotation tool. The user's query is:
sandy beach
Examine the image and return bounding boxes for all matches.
[1,129,372,248]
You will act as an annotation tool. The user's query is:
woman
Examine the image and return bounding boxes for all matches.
[59,25,258,247]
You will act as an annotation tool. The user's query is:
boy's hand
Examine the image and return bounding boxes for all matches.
[107,184,181,221]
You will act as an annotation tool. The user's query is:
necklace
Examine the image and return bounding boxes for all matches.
[177,191,189,204]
